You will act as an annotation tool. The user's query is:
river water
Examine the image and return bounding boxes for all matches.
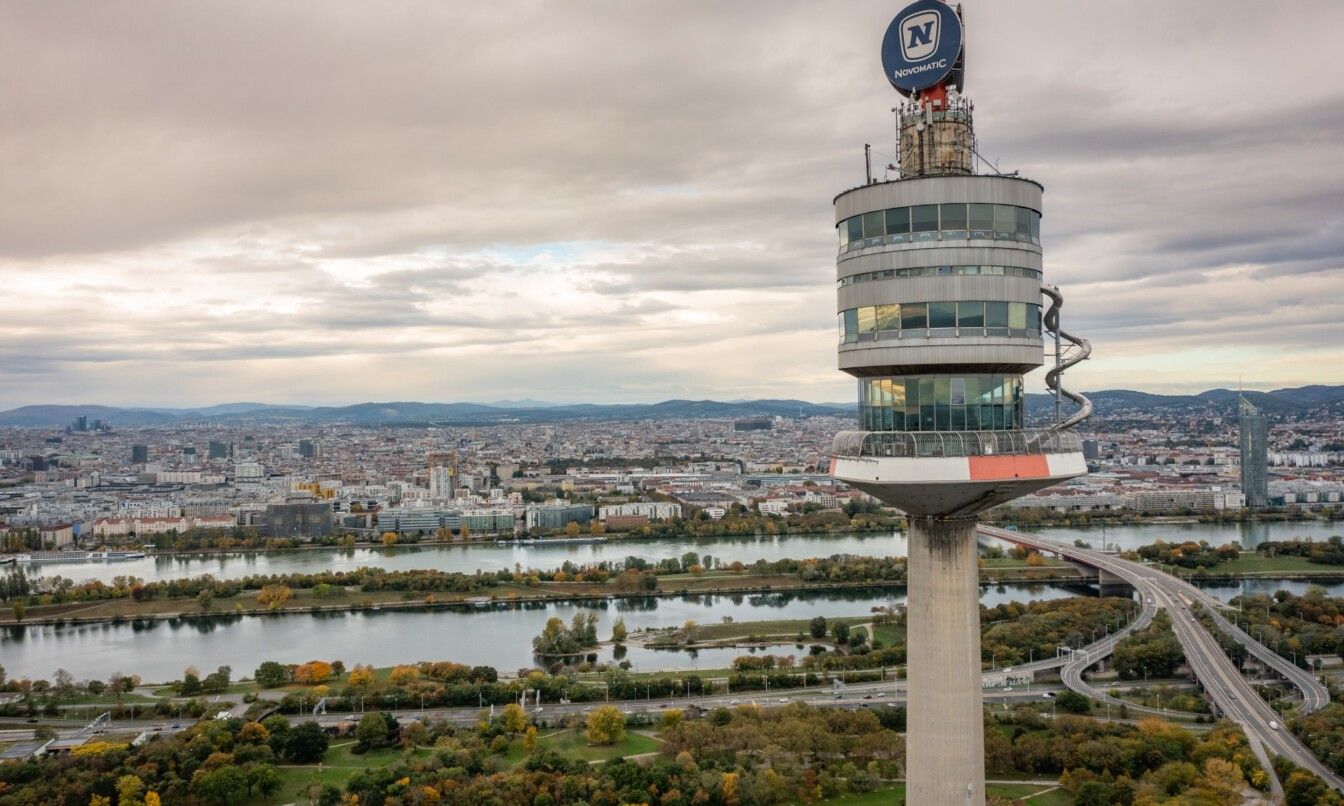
[1,583,1077,682]
[15,521,1340,586]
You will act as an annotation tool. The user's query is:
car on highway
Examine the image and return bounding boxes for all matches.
[1269,721,1280,730]
[1042,692,1055,699]
[728,699,740,705]
[777,697,789,704]
[1003,687,1013,692]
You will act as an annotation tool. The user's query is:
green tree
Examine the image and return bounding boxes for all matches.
[354,712,395,752]
[586,705,626,746]
[192,766,248,805]
[285,721,329,763]
[809,616,828,639]
[1055,690,1091,714]
[179,669,203,696]
[831,622,850,644]
[196,589,214,612]
[1284,770,1330,806]
[244,763,281,799]
[253,661,290,688]
[611,617,628,643]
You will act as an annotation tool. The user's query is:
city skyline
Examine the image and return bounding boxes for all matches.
[3,1,1343,410]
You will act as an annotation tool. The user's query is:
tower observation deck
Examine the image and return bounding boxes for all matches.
[828,3,1090,804]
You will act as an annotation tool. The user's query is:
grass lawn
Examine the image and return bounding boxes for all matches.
[826,782,1065,804]
[259,741,435,804]
[536,728,661,763]
[693,615,872,643]
[1195,553,1344,576]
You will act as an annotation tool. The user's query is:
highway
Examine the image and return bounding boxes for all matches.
[982,525,1343,794]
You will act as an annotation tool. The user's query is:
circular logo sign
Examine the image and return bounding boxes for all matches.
[880,0,963,95]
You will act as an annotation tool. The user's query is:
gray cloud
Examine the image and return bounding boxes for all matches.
[1,0,1342,406]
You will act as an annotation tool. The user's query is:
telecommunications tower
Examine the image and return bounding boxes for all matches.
[828,3,1091,803]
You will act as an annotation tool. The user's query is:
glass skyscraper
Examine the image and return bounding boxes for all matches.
[1238,396,1269,508]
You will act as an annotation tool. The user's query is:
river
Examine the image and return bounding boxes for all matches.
[15,520,1340,586]
[1,583,1077,682]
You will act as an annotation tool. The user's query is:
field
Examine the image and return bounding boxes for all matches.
[263,728,660,803]
[826,782,1068,804]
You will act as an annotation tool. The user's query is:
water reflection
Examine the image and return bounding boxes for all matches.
[1,583,1073,681]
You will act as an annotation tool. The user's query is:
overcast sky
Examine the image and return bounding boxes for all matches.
[2,1,1342,409]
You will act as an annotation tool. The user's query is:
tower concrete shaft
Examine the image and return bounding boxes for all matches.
[905,516,985,806]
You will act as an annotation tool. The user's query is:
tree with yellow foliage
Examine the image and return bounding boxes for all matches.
[115,774,144,806]
[381,531,398,546]
[585,705,625,746]
[389,665,419,685]
[143,794,161,806]
[501,702,529,735]
[347,664,375,690]
[523,725,538,753]
[293,660,333,685]
[564,521,581,536]
[256,583,293,609]
[458,524,471,541]
[721,771,741,805]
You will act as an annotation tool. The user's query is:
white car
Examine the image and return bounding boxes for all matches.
[729,699,740,705]
[1269,721,1280,731]
[777,697,789,703]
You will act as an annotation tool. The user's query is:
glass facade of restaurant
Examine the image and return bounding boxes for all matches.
[857,375,1024,432]
[839,203,1040,252]
[839,301,1041,344]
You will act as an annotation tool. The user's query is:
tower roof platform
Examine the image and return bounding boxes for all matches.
[830,428,1085,517]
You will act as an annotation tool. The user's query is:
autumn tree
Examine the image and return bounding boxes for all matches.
[347,664,375,690]
[611,618,628,643]
[256,584,293,609]
[115,774,145,806]
[501,703,529,734]
[293,660,333,685]
[585,705,626,746]
[523,725,538,753]
[389,665,419,685]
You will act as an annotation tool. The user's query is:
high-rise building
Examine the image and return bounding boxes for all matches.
[1239,396,1269,508]
[208,441,230,460]
[298,439,316,459]
[428,466,455,499]
[131,444,149,464]
[828,5,1090,803]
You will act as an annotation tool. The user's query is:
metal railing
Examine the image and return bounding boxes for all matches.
[832,428,1081,459]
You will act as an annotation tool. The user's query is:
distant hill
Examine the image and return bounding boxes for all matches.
[2,385,1340,428]
[1025,384,1344,421]
[0,399,849,428]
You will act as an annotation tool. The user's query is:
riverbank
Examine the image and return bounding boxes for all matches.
[0,563,1082,628]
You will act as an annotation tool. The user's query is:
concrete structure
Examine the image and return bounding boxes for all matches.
[828,7,1089,802]
[1239,396,1269,508]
